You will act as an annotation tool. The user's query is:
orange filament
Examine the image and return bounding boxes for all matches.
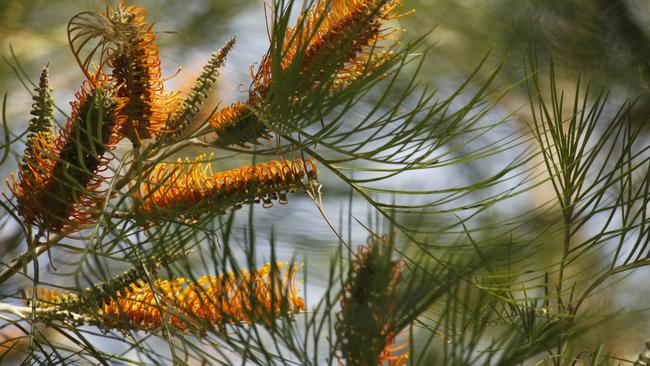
[31,263,305,333]
[106,1,177,141]
[7,77,124,232]
[137,156,318,217]
[378,336,409,366]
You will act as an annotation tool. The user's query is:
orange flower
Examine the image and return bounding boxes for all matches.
[208,0,409,146]
[7,76,124,232]
[136,157,318,218]
[335,238,409,365]
[254,0,406,92]
[105,1,177,142]
[31,263,304,333]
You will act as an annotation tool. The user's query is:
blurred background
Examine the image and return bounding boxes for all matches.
[1,0,650,363]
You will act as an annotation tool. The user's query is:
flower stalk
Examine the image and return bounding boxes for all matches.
[21,66,54,171]
[163,37,237,141]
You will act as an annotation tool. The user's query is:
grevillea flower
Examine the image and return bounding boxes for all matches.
[335,237,409,366]
[136,157,318,219]
[7,76,124,232]
[208,0,409,147]
[28,251,189,313]
[31,263,304,333]
[104,1,177,142]
[205,101,271,147]
[254,0,407,92]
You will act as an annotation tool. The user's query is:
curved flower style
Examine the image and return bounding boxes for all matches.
[136,157,318,219]
[32,263,304,333]
[378,338,409,366]
[209,0,410,147]
[7,76,124,232]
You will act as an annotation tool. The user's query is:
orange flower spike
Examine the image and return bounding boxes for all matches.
[105,1,177,142]
[32,263,304,332]
[6,67,56,225]
[137,157,319,219]
[208,102,248,131]
[256,0,408,92]
[209,0,410,147]
[335,238,408,366]
[8,77,124,232]
[207,101,271,147]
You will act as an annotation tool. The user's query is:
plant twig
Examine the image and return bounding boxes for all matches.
[0,233,63,286]
[0,302,91,324]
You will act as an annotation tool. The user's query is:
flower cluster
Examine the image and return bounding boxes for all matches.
[209,0,409,146]
[5,0,417,357]
[336,237,409,366]
[7,3,236,233]
[104,2,177,142]
[137,157,319,219]
[7,76,125,232]
[68,1,184,141]
[31,263,304,333]
[254,0,406,90]
[7,0,410,233]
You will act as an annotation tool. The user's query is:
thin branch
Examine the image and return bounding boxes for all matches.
[0,302,91,324]
[0,233,63,285]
